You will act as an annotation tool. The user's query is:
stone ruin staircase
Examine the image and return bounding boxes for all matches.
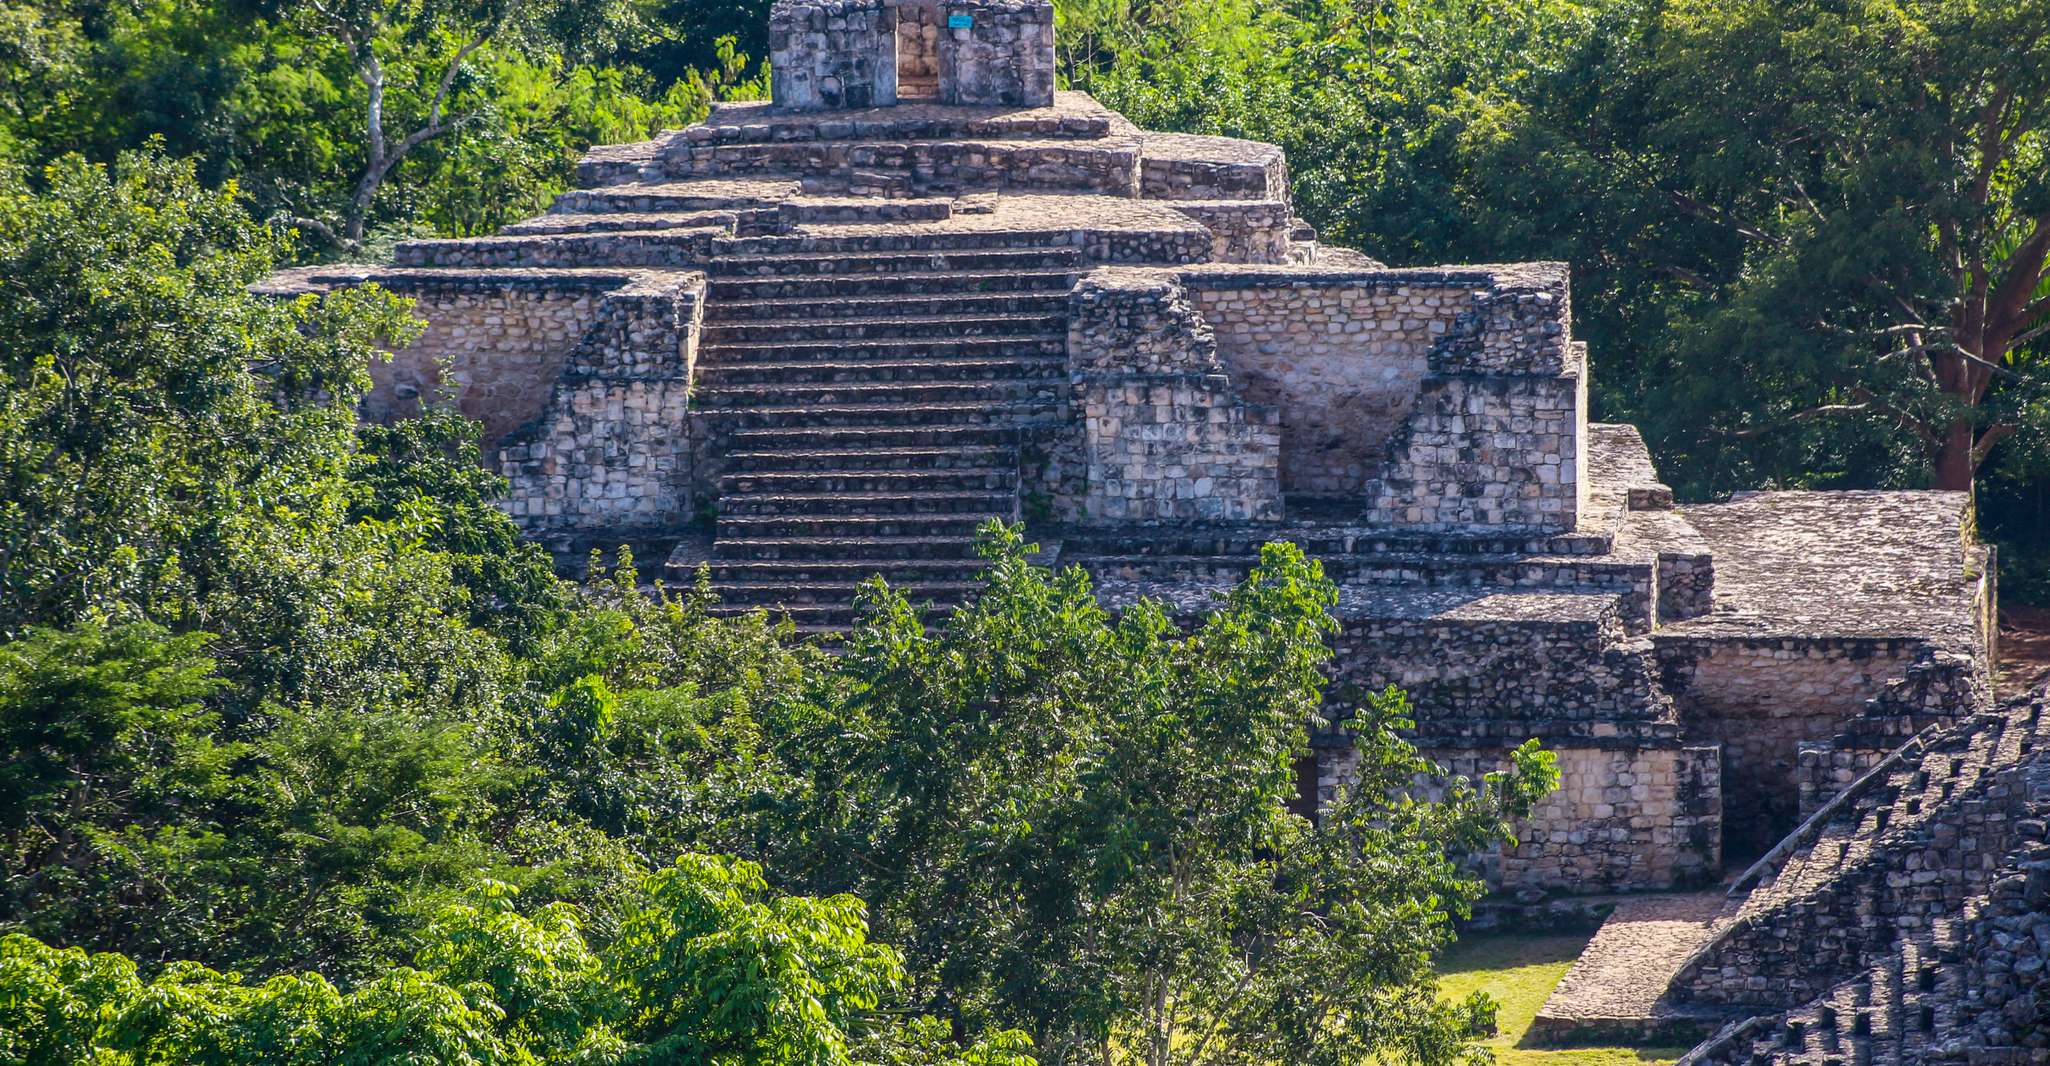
[685,231,1082,627]
[1663,694,2050,1065]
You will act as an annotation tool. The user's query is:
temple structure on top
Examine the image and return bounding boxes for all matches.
[260,1,2002,948]
[769,0,1057,110]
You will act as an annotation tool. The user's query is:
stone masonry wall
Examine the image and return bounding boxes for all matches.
[1316,742,1722,891]
[938,1,1055,107]
[498,273,705,541]
[360,281,608,450]
[1365,266,1584,532]
[1659,637,1925,858]
[1152,265,1583,522]
[1321,593,1673,742]
[894,0,941,94]
[1182,270,1440,500]
[771,0,898,110]
[1063,268,1283,523]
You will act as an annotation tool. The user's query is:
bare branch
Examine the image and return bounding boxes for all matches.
[1667,190,1784,246]
[1972,423,2019,466]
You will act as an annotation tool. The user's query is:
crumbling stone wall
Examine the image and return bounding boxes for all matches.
[1317,741,1721,891]
[1320,592,1672,737]
[498,273,705,542]
[1364,265,1585,533]
[1659,636,1927,857]
[1063,268,1283,523]
[1168,201,1293,265]
[357,277,611,450]
[770,0,899,110]
[937,1,1055,107]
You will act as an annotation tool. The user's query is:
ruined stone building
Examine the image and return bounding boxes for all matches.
[262,0,2001,914]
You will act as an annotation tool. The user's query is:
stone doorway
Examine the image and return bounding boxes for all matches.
[895,2,941,101]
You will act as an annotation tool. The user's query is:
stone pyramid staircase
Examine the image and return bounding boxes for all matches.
[1677,706,2050,1065]
[1650,693,2050,1065]
[682,229,1083,627]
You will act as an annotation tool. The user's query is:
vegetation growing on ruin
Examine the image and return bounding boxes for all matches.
[0,150,1556,1062]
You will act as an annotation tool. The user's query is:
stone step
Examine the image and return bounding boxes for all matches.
[712,247,1083,276]
[697,378,1052,410]
[687,101,1117,145]
[729,422,1025,449]
[718,489,1019,517]
[708,267,1078,300]
[698,334,1065,365]
[707,558,988,583]
[702,402,1048,430]
[662,138,1142,198]
[778,197,953,224]
[716,230,1078,257]
[714,513,998,539]
[725,445,1015,471]
[503,209,750,236]
[714,535,986,562]
[551,177,802,213]
[721,467,1018,495]
[705,291,1070,322]
[391,227,721,268]
[702,312,1067,343]
[699,356,1067,386]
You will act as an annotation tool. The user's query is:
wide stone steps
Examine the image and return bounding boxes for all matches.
[552,177,802,213]
[717,230,1079,256]
[502,209,749,235]
[676,102,1116,146]
[661,138,1141,197]
[694,376,1053,408]
[715,513,997,539]
[717,536,987,562]
[705,291,1069,321]
[712,247,1081,276]
[719,489,1019,518]
[703,312,1068,343]
[709,558,988,583]
[729,423,1027,451]
[699,357,1066,386]
[697,334,1065,366]
[720,467,1018,495]
[392,228,721,268]
[697,401,1044,430]
[725,445,1015,471]
[710,266,1077,300]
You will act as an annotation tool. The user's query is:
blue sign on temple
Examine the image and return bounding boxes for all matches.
[947,13,974,28]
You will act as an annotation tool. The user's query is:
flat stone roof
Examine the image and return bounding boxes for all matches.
[1660,490,1984,648]
[1096,579,1618,626]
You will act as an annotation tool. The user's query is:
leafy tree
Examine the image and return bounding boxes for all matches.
[0,859,1034,1066]
[708,527,1557,1066]
[1622,0,2050,493]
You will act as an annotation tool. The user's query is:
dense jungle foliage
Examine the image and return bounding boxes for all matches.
[0,0,2041,1061]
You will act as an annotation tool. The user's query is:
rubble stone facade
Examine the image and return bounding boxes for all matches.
[262,19,1997,908]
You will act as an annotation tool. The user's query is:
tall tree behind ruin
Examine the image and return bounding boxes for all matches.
[1629,0,2050,493]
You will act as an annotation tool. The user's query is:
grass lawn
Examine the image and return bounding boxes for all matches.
[1436,933,1689,1066]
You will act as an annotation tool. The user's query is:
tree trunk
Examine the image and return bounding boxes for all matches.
[1934,417,1977,493]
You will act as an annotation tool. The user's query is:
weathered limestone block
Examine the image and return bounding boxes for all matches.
[1320,740,1722,892]
[1364,263,1585,532]
[1063,268,1282,524]
[770,0,899,110]
[937,1,1055,107]
[498,273,706,540]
